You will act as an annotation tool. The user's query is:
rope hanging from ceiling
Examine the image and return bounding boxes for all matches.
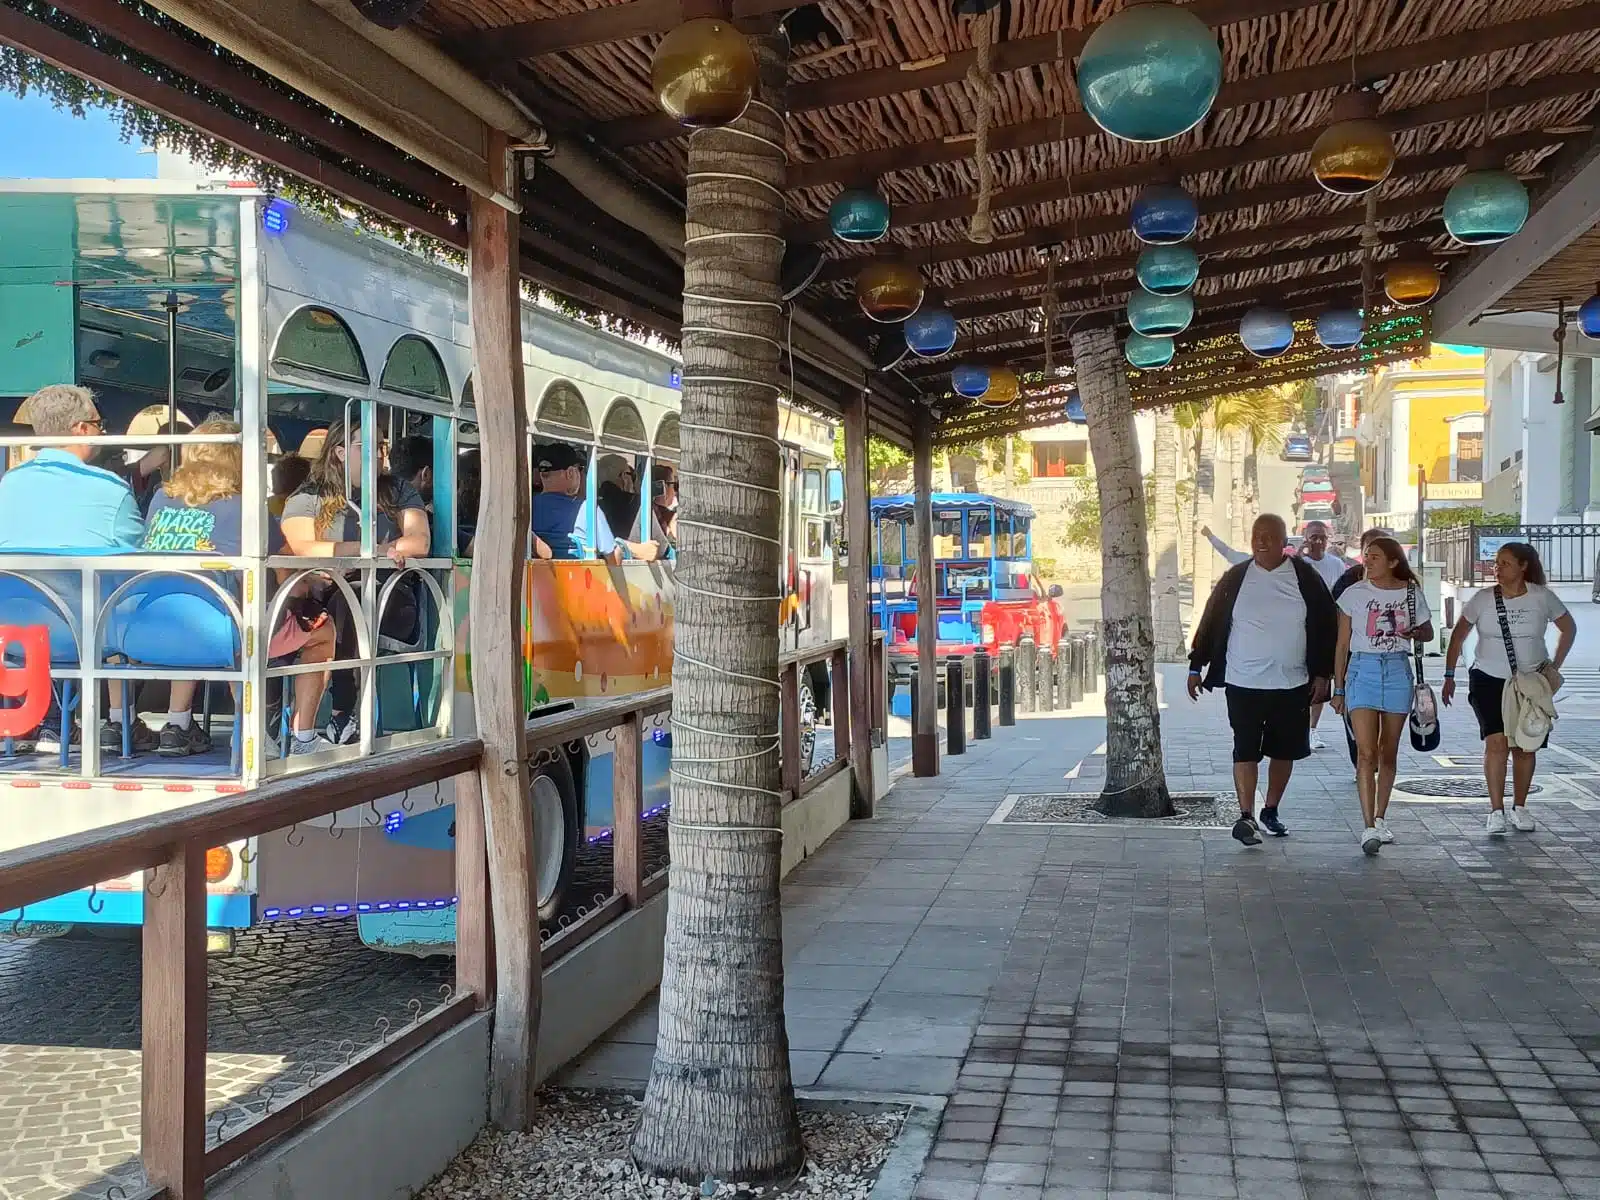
[966,7,999,245]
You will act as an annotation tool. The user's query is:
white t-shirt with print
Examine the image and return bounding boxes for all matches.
[1228,560,1308,690]
[1337,580,1431,655]
[1462,584,1569,679]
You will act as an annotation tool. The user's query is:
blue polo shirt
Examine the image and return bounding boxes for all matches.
[531,491,614,560]
[0,450,144,551]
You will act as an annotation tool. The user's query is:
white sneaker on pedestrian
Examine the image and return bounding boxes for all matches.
[1360,827,1382,855]
[1310,733,1327,751]
[1374,816,1395,844]
[1509,806,1535,832]
[1486,809,1508,837]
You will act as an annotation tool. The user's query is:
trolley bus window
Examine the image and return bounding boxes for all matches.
[273,307,368,384]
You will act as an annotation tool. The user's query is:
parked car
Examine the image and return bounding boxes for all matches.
[1300,464,1331,482]
[1298,502,1336,533]
[1298,481,1337,505]
[1282,435,1314,461]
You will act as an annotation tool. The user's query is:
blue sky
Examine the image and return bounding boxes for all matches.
[0,92,155,178]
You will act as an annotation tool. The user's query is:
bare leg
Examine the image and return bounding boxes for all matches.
[292,622,336,734]
[168,680,198,715]
[1375,712,1407,819]
[1233,761,1258,817]
[1310,702,1325,731]
[1351,709,1380,828]
[1511,749,1537,807]
[1265,758,1293,809]
[1484,733,1509,812]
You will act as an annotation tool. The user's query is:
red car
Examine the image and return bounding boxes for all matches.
[1299,482,1337,505]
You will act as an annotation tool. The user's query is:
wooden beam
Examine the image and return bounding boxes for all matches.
[598,0,1330,147]
[453,766,494,1009]
[454,0,795,63]
[470,132,538,1132]
[790,6,1600,190]
[797,77,1600,241]
[140,843,206,1200]
[843,385,875,817]
[612,713,644,907]
[912,409,938,779]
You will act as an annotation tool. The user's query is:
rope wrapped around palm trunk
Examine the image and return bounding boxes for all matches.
[967,8,999,244]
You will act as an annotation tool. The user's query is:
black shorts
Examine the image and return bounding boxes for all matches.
[1225,684,1312,763]
[1467,667,1549,748]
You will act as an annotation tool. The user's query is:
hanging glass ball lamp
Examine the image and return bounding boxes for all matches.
[1383,245,1441,308]
[1309,89,1394,196]
[979,367,1020,408]
[1127,287,1194,337]
[1444,149,1530,246]
[1075,0,1223,143]
[651,18,758,128]
[1135,244,1199,295]
[828,186,891,243]
[1579,284,1600,339]
[1315,308,1364,351]
[1239,307,1295,359]
[904,303,958,358]
[1130,182,1199,245]
[855,259,925,323]
[952,364,990,398]
[1125,331,1176,369]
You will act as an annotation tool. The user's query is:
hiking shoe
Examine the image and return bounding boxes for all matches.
[325,716,359,746]
[1259,809,1288,837]
[157,722,213,758]
[1509,806,1535,832]
[1486,809,1508,837]
[101,721,159,754]
[1374,816,1395,844]
[1232,817,1262,847]
[1361,827,1382,855]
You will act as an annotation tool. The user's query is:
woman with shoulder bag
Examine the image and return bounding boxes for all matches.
[1442,542,1577,836]
[1331,537,1434,854]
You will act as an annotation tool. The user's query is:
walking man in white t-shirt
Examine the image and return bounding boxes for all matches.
[1299,521,1347,748]
[1187,514,1339,846]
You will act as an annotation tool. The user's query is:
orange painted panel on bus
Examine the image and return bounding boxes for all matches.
[525,561,673,699]
[0,625,51,738]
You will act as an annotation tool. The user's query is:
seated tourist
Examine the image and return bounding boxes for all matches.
[531,442,613,560]
[268,453,310,520]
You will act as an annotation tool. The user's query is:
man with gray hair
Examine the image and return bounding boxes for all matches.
[0,384,143,550]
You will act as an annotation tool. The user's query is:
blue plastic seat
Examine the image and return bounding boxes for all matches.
[0,573,80,765]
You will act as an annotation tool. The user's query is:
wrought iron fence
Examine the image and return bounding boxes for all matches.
[1432,524,1600,586]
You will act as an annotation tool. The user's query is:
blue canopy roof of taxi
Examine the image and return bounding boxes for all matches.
[869,493,1034,524]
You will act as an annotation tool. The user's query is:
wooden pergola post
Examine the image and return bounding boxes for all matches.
[844,382,875,814]
[912,408,939,778]
[467,131,538,1129]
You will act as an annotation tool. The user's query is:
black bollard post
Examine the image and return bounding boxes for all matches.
[1068,633,1086,703]
[1086,628,1101,690]
[1056,640,1073,710]
[1019,633,1038,713]
[998,644,1016,727]
[946,657,966,755]
[1038,644,1055,711]
[972,647,992,740]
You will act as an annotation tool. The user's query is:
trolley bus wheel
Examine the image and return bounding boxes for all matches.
[798,673,818,775]
[531,755,580,924]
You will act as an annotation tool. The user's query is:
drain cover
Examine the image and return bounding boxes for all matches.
[1394,777,1543,798]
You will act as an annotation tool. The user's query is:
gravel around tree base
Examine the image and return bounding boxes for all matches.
[420,1090,909,1200]
[1004,790,1228,826]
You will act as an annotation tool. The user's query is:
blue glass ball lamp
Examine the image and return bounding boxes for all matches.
[1239,307,1295,359]
[1315,308,1364,351]
[1579,285,1600,339]
[1125,331,1176,369]
[1130,182,1199,245]
[1127,286,1194,337]
[952,363,990,397]
[1443,150,1530,247]
[828,186,891,243]
[1076,0,1223,144]
[1135,243,1199,295]
[903,302,958,357]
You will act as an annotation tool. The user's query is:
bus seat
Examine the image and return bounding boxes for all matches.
[0,574,80,763]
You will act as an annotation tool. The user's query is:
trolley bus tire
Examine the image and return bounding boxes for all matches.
[531,754,580,924]
[798,673,818,776]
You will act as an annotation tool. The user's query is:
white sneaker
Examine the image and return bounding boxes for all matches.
[1310,733,1327,751]
[1486,809,1508,837]
[1509,806,1535,832]
[290,732,337,756]
[1374,816,1395,844]
[1360,827,1382,855]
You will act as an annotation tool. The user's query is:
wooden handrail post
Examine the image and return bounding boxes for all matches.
[612,713,644,907]
[454,765,495,1009]
[871,636,886,740]
[780,660,801,799]
[141,842,206,1200]
[843,384,874,814]
[830,643,851,786]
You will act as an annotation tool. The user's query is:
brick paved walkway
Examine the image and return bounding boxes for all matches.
[577,667,1600,1200]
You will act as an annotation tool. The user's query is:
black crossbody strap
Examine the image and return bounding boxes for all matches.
[1409,585,1424,682]
[1493,585,1519,674]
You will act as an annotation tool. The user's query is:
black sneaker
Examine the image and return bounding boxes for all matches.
[157,722,214,758]
[1259,809,1288,837]
[101,721,160,754]
[1233,816,1263,846]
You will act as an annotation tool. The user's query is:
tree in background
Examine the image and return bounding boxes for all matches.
[1150,409,1185,661]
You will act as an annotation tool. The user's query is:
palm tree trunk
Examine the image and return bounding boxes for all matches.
[1071,327,1174,819]
[633,29,804,1185]
[1151,409,1184,661]
[1228,427,1248,548]
[1190,420,1215,636]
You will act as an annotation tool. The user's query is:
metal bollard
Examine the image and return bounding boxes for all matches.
[946,657,966,755]
[972,647,992,740]
[1085,629,1101,690]
[1019,633,1038,713]
[1068,634,1086,703]
[998,644,1016,727]
[1056,640,1073,710]
[1038,644,1056,711]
